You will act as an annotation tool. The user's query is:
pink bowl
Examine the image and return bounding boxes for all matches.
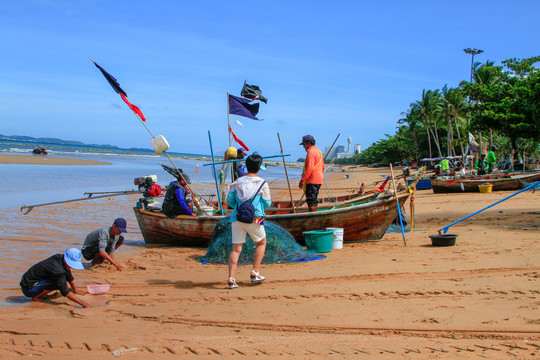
[87,284,111,295]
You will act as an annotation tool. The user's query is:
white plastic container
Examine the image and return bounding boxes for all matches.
[151,135,170,155]
[197,205,214,216]
[326,227,344,249]
[87,284,111,295]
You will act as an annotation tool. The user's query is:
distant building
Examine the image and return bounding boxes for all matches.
[324,145,344,160]
[325,137,358,160]
[336,151,354,159]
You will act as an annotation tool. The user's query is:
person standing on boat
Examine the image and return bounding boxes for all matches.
[226,153,271,289]
[299,135,324,212]
[20,248,90,308]
[487,146,497,173]
[162,172,196,218]
[81,218,127,271]
[232,148,248,181]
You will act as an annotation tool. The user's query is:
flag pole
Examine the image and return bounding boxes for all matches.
[227,92,232,147]
[277,132,296,213]
[89,57,207,214]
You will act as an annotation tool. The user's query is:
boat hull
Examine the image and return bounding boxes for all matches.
[431,172,540,193]
[134,193,409,246]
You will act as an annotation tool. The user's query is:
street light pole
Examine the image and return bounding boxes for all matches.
[463,48,484,83]
[463,48,484,168]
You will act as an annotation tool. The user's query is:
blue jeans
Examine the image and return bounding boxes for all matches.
[21,279,56,298]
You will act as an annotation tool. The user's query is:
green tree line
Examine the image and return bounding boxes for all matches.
[335,56,540,166]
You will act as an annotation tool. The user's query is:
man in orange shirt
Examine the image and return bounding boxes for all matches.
[298,135,325,211]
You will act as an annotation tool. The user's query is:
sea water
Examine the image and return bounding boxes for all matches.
[0,147,302,294]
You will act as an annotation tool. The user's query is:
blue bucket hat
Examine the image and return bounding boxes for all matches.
[64,248,84,270]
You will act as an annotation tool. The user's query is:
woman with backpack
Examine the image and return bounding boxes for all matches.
[225,153,271,289]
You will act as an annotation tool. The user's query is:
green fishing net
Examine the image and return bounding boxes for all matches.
[200,216,325,265]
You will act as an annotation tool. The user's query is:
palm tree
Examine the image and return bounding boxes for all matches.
[440,85,469,157]
[398,107,422,161]
[411,89,443,158]
[459,60,499,88]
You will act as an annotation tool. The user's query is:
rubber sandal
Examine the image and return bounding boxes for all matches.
[227,277,238,289]
[250,270,266,283]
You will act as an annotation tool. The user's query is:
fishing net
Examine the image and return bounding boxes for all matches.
[200,216,325,265]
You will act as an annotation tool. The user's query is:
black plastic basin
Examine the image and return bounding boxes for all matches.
[429,234,457,247]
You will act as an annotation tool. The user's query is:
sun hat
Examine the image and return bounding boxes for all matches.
[299,135,314,145]
[64,248,84,270]
[177,173,191,184]
[226,146,237,159]
[113,217,128,233]
[160,164,191,184]
[241,163,266,172]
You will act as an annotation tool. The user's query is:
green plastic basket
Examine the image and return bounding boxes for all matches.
[303,230,333,253]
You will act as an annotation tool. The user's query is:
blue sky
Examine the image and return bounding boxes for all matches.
[1,1,538,160]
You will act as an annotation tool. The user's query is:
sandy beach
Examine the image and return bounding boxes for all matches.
[0,154,111,166]
[0,158,539,359]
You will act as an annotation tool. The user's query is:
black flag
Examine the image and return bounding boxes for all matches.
[241,82,268,104]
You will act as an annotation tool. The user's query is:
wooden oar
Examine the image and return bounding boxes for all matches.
[21,191,138,215]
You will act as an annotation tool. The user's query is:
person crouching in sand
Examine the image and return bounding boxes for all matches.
[20,248,90,308]
[81,217,127,271]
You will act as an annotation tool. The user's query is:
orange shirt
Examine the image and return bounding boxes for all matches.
[301,146,324,184]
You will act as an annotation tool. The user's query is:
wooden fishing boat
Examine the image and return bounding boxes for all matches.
[406,176,432,190]
[430,171,540,193]
[32,147,48,155]
[133,191,409,246]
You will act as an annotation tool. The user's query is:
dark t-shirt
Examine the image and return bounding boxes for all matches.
[162,181,191,218]
[20,254,74,296]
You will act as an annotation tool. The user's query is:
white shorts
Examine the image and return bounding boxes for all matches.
[231,221,266,244]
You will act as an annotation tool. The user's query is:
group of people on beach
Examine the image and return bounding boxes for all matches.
[475,146,497,175]
[437,146,498,176]
[19,218,128,308]
[19,134,326,306]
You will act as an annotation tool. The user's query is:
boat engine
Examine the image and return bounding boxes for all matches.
[134,175,161,198]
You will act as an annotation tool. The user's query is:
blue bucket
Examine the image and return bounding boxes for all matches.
[303,230,333,253]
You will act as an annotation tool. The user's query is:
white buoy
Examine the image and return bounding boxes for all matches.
[151,135,170,155]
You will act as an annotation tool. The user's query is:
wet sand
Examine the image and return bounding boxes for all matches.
[0,166,539,359]
[0,154,111,165]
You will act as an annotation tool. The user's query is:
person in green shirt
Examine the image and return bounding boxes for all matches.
[487,146,497,173]
[440,158,451,175]
[475,154,488,175]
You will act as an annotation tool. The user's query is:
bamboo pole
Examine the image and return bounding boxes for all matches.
[21,191,138,215]
[208,131,224,215]
[90,57,207,213]
[389,164,407,246]
[299,133,340,203]
[409,191,415,231]
[227,92,232,146]
[277,132,296,213]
